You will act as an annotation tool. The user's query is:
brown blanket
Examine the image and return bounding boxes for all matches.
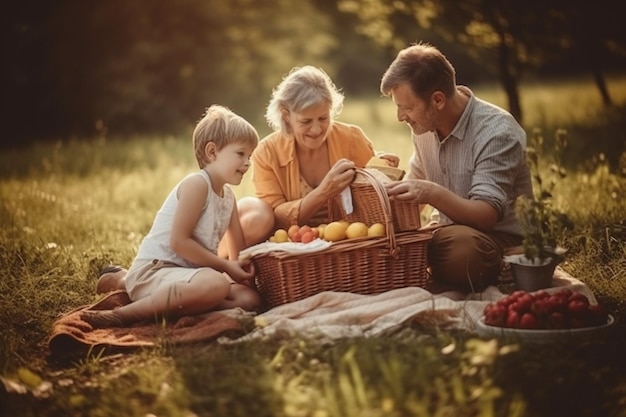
[48,291,249,357]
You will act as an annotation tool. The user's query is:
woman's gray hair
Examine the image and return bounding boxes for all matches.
[265,66,344,134]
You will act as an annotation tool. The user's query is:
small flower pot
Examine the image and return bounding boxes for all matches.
[504,254,559,292]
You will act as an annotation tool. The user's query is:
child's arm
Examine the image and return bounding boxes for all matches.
[222,203,247,261]
[170,175,231,271]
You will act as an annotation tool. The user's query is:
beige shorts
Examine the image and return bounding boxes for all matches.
[125,259,228,301]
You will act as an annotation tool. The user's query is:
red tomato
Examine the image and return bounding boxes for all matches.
[506,311,520,328]
[546,295,568,313]
[568,293,590,305]
[530,298,550,317]
[553,288,573,299]
[510,290,527,300]
[515,293,534,313]
[568,299,590,317]
[485,305,507,327]
[546,311,567,329]
[520,313,538,329]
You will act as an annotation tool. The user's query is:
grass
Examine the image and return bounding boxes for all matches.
[1,77,626,417]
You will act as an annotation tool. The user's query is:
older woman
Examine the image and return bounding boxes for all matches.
[236,65,399,244]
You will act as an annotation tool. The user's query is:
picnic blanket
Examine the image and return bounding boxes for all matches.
[48,291,253,357]
[226,267,596,343]
[48,267,595,355]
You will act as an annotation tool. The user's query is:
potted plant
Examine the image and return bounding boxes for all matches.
[505,128,574,291]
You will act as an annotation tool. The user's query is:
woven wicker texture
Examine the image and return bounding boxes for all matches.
[336,169,422,232]
[253,168,432,308]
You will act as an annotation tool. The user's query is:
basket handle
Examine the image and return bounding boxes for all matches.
[329,167,398,254]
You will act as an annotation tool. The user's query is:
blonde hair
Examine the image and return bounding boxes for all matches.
[265,66,344,134]
[192,105,259,168]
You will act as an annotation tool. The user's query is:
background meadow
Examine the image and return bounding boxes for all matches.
[5,1,626,414]
[1,78,626,417]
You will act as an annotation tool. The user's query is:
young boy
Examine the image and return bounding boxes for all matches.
[82,105,261,328]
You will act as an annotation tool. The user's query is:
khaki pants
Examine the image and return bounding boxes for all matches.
[427,225,522,291]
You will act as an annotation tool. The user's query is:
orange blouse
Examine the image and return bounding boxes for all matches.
[251,122,375,229]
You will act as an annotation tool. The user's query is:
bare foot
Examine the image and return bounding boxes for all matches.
[81,310,126,328]
[96,266,127,294]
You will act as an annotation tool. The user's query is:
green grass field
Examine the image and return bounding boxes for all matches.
[1,77,626,417]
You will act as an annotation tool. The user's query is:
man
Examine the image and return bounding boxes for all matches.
[381,43,533,291]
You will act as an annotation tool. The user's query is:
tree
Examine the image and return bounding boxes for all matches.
[337,0,626,124]
[555,0,626,106]
[2,0,337,145]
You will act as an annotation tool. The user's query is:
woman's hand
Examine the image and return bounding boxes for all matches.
[318,158,356,197]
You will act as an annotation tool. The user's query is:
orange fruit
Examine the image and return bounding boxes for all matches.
[291,231,302,242]
[287,224,300,239]
[301,230,317,244]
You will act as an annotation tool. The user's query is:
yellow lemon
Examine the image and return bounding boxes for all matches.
[316,223,327,240]
[324,221,348,242]
[274,229,289,243]
[368,223,386,237]
[345,222,369,239]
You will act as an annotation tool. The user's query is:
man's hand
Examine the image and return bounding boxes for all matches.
[385,179,434,203]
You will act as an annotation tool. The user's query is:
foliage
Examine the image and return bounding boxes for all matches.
[4,0,337,144]
[339,0,626,123]
[515,128,574,260]
[5,0,626,146]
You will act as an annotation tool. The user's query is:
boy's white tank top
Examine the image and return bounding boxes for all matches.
[134,170,235,268]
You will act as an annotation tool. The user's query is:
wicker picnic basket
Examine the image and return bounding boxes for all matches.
[252,168,432,309]
[336,168,422,232]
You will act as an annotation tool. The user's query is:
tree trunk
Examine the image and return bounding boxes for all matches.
[496,36,523,124]
[592,66,613,106]
[484,1,524,124]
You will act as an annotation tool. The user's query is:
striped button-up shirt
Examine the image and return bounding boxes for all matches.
[408,86,532,236]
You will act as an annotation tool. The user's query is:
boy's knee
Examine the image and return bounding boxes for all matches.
[238,197,275,245]
[230,284,262,312]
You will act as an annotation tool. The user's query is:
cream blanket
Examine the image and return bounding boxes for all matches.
[49,268,596,355]
[223,267,596,343]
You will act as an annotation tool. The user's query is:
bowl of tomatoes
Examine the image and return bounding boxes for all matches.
[476,289,614,343]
